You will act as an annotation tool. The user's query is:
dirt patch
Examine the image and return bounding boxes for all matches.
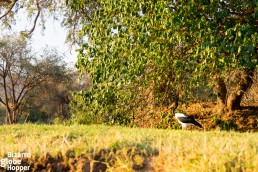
[179,102,257,132]
[135,102,257,132]
[31,152,108,172]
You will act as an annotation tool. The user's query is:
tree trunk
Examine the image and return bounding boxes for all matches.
[6,109,12,124]
[227,68,255,111]
[12,110,17,123]
[5,107,18,124]
[214,76,227,108]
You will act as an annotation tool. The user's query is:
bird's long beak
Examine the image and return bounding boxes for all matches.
[164,102,178,113]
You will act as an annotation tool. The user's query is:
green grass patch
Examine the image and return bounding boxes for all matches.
[0,124,257,171]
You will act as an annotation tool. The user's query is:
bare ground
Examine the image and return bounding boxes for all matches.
[180,102,258,132]
[134,102,257,132]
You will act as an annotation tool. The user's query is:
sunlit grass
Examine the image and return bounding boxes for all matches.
[0,124,257,171]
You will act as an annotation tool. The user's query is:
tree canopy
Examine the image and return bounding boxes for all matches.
[70,0,257,124]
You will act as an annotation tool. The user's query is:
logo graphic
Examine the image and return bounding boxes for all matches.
[0,152,31,171]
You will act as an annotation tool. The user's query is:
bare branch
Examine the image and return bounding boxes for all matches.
[20,0,41,36]
[0,96,6,105]
[0,0,18,20]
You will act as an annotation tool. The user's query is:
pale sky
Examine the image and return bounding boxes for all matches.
[1,14,78,68]
[29,18,78,67]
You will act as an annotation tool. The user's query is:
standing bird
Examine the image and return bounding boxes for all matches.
[166,102,202,129]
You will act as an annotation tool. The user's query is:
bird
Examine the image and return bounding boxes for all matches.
[165,102,202,129]
[174,113,202,129]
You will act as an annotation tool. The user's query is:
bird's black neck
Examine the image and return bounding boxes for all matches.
[172,103,178,114]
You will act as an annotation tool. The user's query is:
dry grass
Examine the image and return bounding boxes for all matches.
[0,124,257,171]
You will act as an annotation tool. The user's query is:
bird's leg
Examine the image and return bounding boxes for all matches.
[167,111,173,127]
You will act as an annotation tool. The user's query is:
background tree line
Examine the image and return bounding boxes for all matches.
[0,35,88,124]
[0,0,257,126]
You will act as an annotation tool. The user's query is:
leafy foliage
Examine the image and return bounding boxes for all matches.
[71,0,193,125]
[71,0,257,125]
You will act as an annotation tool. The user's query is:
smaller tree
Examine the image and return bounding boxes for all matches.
[0,36,68,124]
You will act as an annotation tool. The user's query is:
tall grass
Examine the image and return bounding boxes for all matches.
[0,124,257,171]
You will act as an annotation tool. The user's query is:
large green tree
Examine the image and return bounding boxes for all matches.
[70,0,257,125]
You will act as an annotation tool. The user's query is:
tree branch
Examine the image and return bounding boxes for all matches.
[0,0,18,20]
[20,0,41,36]
[0,96,6,105]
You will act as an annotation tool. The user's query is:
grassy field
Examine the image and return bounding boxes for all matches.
[0,124,257,172]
